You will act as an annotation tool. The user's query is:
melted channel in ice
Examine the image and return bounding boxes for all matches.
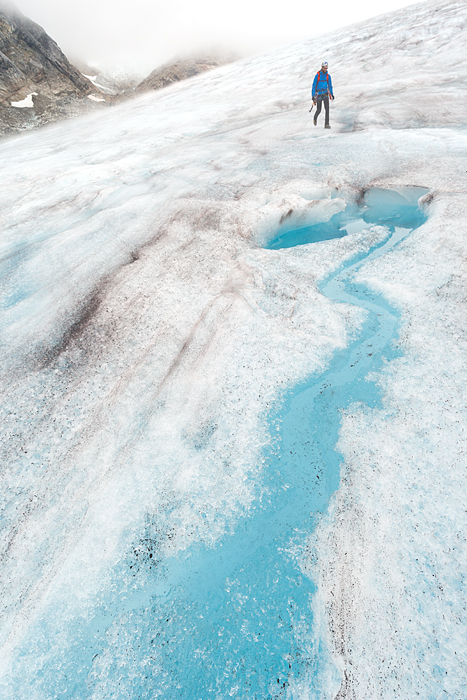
[4,189,428,700]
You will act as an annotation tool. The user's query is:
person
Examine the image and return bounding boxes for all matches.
[312,61,334,129]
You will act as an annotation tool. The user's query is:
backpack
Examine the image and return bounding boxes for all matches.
[315,70,330,94]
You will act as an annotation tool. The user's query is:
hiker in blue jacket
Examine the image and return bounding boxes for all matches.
[312,61,334,129]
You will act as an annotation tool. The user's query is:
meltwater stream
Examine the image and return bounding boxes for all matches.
[8,189,428,700]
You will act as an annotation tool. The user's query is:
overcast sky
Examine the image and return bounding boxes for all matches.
[14,0,419,75]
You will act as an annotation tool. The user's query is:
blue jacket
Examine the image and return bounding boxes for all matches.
[312,70,333,98]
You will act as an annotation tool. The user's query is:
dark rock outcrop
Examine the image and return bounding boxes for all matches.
[0,1,104,136]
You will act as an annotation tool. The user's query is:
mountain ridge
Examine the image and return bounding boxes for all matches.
[0,2,237,137]
[134,54,236,94]
[0,1,101,134]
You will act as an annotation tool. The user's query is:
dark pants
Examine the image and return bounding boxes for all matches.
[314,95,330,125]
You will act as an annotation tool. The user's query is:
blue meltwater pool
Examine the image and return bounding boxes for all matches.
[265,188,428,251]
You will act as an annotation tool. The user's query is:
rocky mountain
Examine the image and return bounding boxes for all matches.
[0,2,235,138]
[135,54,234,93]
[0,2,104,136]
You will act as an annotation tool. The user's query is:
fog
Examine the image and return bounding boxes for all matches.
[14,0,418,77]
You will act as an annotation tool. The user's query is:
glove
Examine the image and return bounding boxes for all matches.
[331,95,335,100]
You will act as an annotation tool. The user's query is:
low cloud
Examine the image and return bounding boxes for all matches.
[14,0,418,76]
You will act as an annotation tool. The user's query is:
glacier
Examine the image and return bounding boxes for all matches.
[1,0,467,698]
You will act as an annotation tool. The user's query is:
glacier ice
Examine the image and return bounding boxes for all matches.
[1,0,467,698]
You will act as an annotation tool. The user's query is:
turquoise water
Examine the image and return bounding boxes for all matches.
[265,188,427,250]
[10,189,428,699]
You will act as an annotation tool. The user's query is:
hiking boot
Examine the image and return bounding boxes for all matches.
[325,124,331,129]
[313,116,317,126]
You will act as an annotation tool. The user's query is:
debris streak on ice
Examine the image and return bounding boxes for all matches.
[0,0,467,697]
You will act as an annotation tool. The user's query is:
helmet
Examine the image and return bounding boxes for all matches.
[321,61,328,68]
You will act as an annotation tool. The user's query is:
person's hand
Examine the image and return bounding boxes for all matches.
[331,95,335,100]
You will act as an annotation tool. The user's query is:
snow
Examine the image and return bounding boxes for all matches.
[82,72,119,95]
[1,0,467,698]
[10,92,38,108]
[87,94,106,102]
[83,74,106,90]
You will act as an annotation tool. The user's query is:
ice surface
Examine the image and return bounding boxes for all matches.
[1,0,467,698]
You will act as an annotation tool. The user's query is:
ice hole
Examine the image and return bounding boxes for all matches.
[264,187,428,250]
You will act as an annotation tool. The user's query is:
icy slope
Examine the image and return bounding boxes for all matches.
[1,0,467,698]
